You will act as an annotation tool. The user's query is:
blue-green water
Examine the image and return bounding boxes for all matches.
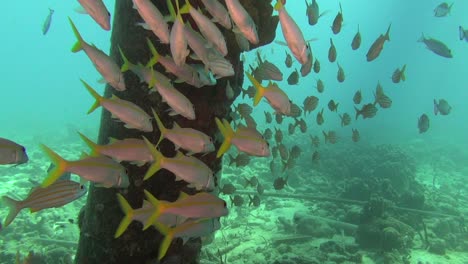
[1,0,468,263]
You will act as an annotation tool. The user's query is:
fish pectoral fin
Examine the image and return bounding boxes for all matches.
[74,6,87,14]
[131,161,147,167]
[97,77,107,84]
[232,26,241,34]
[274,40,288,46]
[135,22,150,30]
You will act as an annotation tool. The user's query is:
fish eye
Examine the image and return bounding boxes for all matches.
[21,147,26,152]
[125,169,129,175]
[223,200,227,207]
[107,12,111,17]
[80,185,85,190]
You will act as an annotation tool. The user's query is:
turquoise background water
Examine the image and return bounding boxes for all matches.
[2,0,466,148]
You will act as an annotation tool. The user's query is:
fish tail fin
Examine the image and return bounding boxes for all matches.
[215,118,233,158]
[77,132,100,156]
[68,17,84,52]
[151,108,167,146]
[322,131,329,143]
[143,190,164,230]
[81,79,103,114]
[418,33,425,43]
[180,0,191,15]
[274,0,283,12]
[354,106,360,120]
[245,72,265,106]
[40,144,69,187]
[2,196,21,228]
[114,194,135,238]
[433,99,439,115]
[459,26,465,40]
[142,136,163,180]
[153,221,175,260]
[119,46,133,73]
[385,23,391,41]
[166,0,177,20]
[449,2,454,12]
[401,64,406,81]
[146,38,160,68]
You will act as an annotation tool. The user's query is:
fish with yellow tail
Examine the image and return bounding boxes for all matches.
[2,180,87,228]
[82,79,153,132]
[215,118,270,158]
[142,137,215,191]
[78,132,152,166]
[146,37,204,88]
[69,18,125,91]
[225,0,259,44]
[245,72,291,115]
[77,0,111,30]
[275,0,311,65]
[200,0,232,29]
[132,0,170,43]
[114,193,186,238]
[142,190,228,230]
[168,0,189,66]
[40,144,129,188]
[152,109,214,155]
[181,0,228,56]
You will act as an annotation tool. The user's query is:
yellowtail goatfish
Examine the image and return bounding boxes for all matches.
[143,190,228,229]
[42,8,54,35]
[69,18,126,91]
[152,109,214,154]
[200,0,232,29]
[215,118,270,158]
[275,0,311,65]
[182,0,228,56]
[133,0,170,44]
[142,137,215,191]
[114,194,186,238]
[40,145,129,188]
[146,39,205,88]
[246,72,291,116]
[77,0,111,30]
[78,132,152,166]
[2,180,87,228]
[0,138,28,165]
[154,218,221,261]
[82,80,153,132]
[225,0,259,44]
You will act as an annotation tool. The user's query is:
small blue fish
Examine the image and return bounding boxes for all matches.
[42,8,54,35]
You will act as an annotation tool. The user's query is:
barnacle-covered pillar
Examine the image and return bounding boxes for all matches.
[75,0,278,263]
